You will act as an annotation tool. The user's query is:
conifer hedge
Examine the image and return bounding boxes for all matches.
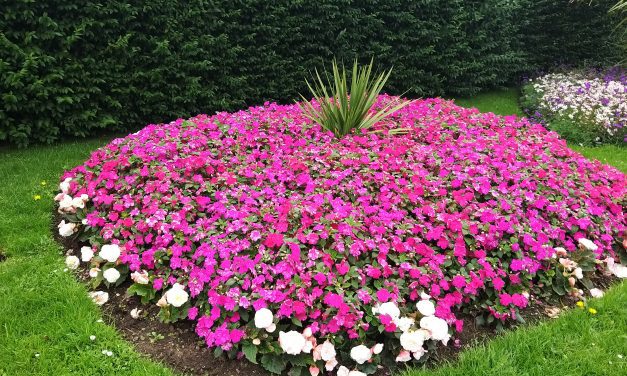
[0,0,620,146]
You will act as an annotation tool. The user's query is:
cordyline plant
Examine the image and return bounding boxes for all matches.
[299,59,411,137]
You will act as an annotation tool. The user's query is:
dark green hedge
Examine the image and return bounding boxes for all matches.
[0,0,621,146]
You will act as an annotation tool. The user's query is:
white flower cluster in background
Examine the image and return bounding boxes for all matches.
[530,72,626,138]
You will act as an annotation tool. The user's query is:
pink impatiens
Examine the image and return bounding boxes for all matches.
[56,95,626,374]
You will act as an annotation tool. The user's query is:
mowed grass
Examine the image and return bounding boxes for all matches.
[0,90,625,376]
[0,138,174,376]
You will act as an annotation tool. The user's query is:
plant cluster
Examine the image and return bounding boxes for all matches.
[55,96,626,374]
[521,69,627,145]
[2,0,620,146]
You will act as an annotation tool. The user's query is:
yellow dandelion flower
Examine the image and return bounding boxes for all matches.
[588,308,597,315]
[33,195,41,201]
[576,301,585,308]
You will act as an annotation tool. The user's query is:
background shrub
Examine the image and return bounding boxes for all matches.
[0,0,622,146]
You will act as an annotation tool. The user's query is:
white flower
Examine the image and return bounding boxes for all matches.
[165,283,189,307]
[606,258,627,279]
[413,348,427,360]
[376,301,400,319]
[416,300,436,316]
[89,291,109,306]
[350,345,371,364]
[337,366,350,376]
[89,267,101,278]
[400,330,426,352]
[420,316,450,344]
[99,244,121,263]
[89,335,96,341]
[252,338,261,345]
[303,327,313,338]
[71,196,85,209]
[395,350,411,362]
[420,291,431,300]
[103,268,120,283]
[65,255,80,270]
[396,316,415,332]
[348,371,366,376]
[574,267,583,280]
[58,195,74,211]
[372,343,384,355]
[318,340,337,361]
[266,323,277,333]
[325,357,338,371]
[578,238,598,251]
[302,339,314,353]
[278,330,307,355]
[80,247,94,262]
[254,308,274,329]
[130,270,149,285]
[590,288,604,298]
[130,308,141,319]
[156,295,168,307]
[80,194,89,201]
[59,177,72,193]
[58,221,77,237]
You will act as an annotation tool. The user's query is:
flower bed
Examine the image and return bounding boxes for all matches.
[521,69,627,145]
[56,96,626,375]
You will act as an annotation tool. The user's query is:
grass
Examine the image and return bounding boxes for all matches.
[0,90,624,376]
[0,138,174,376]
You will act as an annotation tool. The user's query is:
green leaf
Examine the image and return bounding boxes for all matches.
[260,354,287,375]
[242,343,258,364]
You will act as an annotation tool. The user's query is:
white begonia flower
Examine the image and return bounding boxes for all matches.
[278,330,307,355]
[303,327,313,338]
[130,270,150,285]
[400,329,426,352]
[416,299,436,316]
[89,291,109,306]
[318,340,336,361]
[103,268,121,283]
[349,345,372,364]
[71,196,85,209]
[89,267,101,278]
[59,177,72,193]
[348,371,367,376]
[395,350,411,362]
[65,255,80,270]
[578,238,598,251]
[80,246,94,262]
[372,343,384,354]
[80,194,89,201]
[574,267,584,280]
[413,348,427,360]
[377,301,400,319]
[254,308,274,329]
[266,323,277,333]
[165,283,189,307]
[590,288,604,298]
[396,316,415,332]
[99,244,121,263]
[58,195,74,211]
[130,308,142,319]
[420,316,450,344]
[156,295,168,307]
[325,357,338,371]
[252,338,261,345]
[58,221,77,237]
[302,339,314,353]
[420,291,431,300]
[337,366,350,376]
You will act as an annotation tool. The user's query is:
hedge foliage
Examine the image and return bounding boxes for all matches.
[0,0,622,146]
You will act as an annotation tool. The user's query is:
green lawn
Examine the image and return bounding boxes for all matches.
[0,139,174,376]
[0,90,625,376]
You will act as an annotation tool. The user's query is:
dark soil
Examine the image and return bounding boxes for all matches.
[51,210,619,375]
[0,251,6,263]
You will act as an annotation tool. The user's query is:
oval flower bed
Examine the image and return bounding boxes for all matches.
[56,96,626,376]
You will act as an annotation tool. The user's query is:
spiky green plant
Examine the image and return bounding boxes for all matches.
[299,59,411,138]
